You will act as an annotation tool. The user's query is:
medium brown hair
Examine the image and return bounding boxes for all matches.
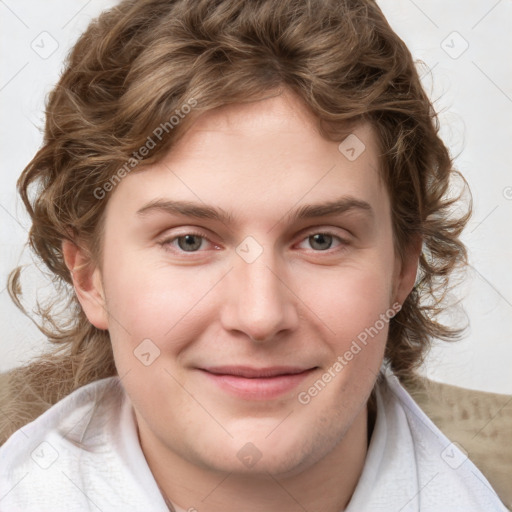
[2,0,471,442]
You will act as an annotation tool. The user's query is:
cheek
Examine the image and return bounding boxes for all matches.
[100,254,222,356]
[297,258,395,339]
[293,264,392,428]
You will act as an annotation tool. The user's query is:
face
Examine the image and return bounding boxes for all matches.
[72,89,418,478]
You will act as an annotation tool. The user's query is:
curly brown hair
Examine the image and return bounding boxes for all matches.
[2,0,471,442]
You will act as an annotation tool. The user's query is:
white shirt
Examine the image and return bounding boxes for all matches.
[0,373,508,512]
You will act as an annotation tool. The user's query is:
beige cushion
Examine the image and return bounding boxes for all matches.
[406,379,512,510]
[0,372,510,509]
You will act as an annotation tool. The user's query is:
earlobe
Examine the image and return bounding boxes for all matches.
[62,239,109,330]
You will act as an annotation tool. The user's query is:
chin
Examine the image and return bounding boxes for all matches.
[190,418,344,478]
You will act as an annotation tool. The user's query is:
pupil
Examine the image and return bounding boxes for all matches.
[310,233,332,250]
[178,235,202,251]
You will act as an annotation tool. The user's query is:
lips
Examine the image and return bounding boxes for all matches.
[202,366,311,378]
[199,365,316,400]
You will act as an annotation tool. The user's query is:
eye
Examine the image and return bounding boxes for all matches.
[159,231,215,253]
[297,232,346,251]
[176,234,204,252]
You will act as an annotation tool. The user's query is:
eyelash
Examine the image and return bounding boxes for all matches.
[157,229,350,255]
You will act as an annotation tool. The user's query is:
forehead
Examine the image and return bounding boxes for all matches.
[105,90,388,228]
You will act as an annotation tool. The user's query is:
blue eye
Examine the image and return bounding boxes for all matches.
[176,234,204,251]
[308,233,334,251]
[297,232,346,252]
[159,232,211,253]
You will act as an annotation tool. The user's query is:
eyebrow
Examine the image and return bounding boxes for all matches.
[136,196,374,224]
[136,199,234,224]
[287,197,374,223]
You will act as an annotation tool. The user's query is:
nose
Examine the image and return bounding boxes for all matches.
[220,249,299,343]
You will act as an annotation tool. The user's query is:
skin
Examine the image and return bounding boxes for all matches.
[63,88,420,512]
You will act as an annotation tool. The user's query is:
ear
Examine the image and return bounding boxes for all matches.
[391,235,422,307]
[62,239,109,330]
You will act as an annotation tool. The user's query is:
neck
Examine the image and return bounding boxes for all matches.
[140,406,369,512]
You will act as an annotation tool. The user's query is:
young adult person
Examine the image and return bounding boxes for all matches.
[0,0,507,510]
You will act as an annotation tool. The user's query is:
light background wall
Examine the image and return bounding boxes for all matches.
[0,0,511,393]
